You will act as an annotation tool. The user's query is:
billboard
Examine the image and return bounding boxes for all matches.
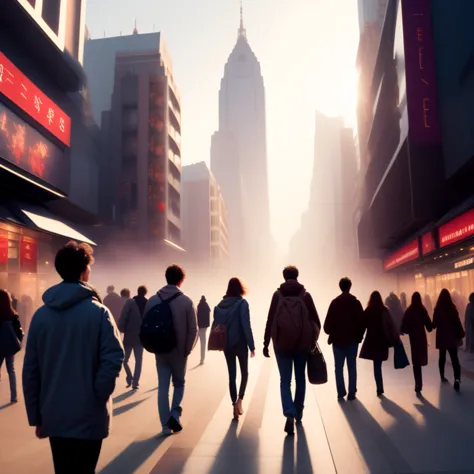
[383,239,420,271]
[439,208,474,248]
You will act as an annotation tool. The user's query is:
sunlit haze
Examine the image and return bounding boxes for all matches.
[86,0,360,251]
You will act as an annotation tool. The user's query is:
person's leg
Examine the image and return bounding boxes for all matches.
[346,344,359,397]
[169,354,188,427]
[439,349,447,380]
[123,345,133,387]
[81,439,103,473]
[449,348,461,381]
[413,366,422,390]
[332,345,347,398]
[132,345,144,389]
[236,347,249,400]
[5,355,17,402]
[50,438,102,474]
[50,437,70,474]
[199,328,207,363]
[224,350,238,404]
[373,361,383,394]
[293,351,308,422]
[155,356,172,429]
[275,350,296,417]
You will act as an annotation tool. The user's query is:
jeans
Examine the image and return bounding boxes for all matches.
[224,342,249,404]
[124,345,144,388]
[413,365,423,389]
[275,350,308,419]
[49,437,102,474]
[0,355,17,401]
[155,352,187,428]
[333,344,358,397]
[373,361,384,392]
[439,348,461,380]
[199,328,208,363]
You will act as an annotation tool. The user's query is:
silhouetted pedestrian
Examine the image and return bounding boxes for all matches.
[385,292,404,332]
[360,291,398,396]
[464,293,474,353]
[197,295,211,364]
[433,289,465,392]
[401,292,433,393]
[103,285,124,325]
[400,292,407,313]
[324,277,364,401]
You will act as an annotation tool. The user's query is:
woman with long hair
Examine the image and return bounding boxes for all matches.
[433,289,465,391]
[212,278,255,420]
[360,291,399,396]
[0,289,24,403]
[401,292,433,393]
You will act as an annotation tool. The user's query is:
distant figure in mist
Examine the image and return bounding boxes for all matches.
[385,292,404,333]
[433,289,465,392]
[324,277,364,401]
[400,292,407,313]
[264,266,320,434]
[104,285,124,325]
[197,295,211,365]
[22,241,124,474]
[213,278,255,421]
[464,293,474,353]
[360,291,399,396]
[144,264,197,436]
[119,286,148,390]
[401,292,433,393]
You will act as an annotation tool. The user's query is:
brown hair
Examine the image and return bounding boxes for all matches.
[0,289,16,321]
[225,277,247,298]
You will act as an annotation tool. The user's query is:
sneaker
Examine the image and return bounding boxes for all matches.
[168,414,183,433]
[161,427,173,437]
[284,417,295,435]
[454,379,461,392]
[10,398,17,404]
[347,393,357,401]
[132,386,139,390]
[296,411,303,424]
[415,386,422,393]
[441,377,449,384]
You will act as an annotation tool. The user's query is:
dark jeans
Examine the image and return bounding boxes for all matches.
[439,348,461,380]
[373,361,384,392]
[224,343,249,404]
[275,350,308,419]
[333,344,358,397]
[0,354,17,401]
[413,365,423,388]
[49,437,102,474]
[124,344,144,388]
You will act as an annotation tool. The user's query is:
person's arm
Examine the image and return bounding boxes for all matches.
[185,301,198,356]
[13,314,24,342]
[400,310,410,335]
[304,292,321,329]
[94,308,124,402]
[263,292,279,350]
[453,308,466,339]
[424,309,433,332]
[357,300,365,341]
[324,301,335,335]
[240,300,255,352]
[22,313,41,428]
[432,309,439,329]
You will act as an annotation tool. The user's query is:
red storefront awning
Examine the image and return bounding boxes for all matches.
[383,239,420,271]
[439,208,474,248]
[421,231,436,255]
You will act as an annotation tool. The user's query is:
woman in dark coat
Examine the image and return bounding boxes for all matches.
[464,293,474,353]
[401,292,432,393]
[433,289,465,392]
[360,291,399,396]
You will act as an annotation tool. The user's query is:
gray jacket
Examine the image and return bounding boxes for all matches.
[22,282,124,440]
[118,298,142,346]
[145,285,197,357]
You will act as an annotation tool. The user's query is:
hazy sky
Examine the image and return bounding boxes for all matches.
[86,0,360,251]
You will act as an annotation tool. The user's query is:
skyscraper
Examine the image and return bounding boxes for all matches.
[211,5,270,266]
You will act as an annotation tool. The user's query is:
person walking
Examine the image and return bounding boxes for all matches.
[197,295,211,365]
[264,266,320,434]
[324,277,364,401]
[464,293,474,353]
[385,292,404,333]
[433,289,465,391]
[119,286,148,390]
[401,292,433,393]
[0,289,24,403]
[145,264,197,436]
[360,291,399,396]
[400,292,407,313]
[104,285,124,325]
[22,241,124,474]
[213,278,255,420]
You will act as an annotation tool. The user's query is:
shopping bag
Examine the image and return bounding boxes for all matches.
[0,321,21,358]
[307,344,328,384]
[394,339,410,369]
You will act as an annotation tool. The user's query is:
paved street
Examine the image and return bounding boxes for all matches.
[2,335,474,474]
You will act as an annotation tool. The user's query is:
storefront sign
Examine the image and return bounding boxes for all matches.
[402,0,441,144]
[0,52,71,147]
[20,236,37,272]
[383,239,420,271]
[0,102,69,193]
[0,230,7,267]
[421,231,436,255]
[454,257,474,270]
[439,208,474,248]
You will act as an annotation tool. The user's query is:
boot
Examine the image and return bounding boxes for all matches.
[236,398,244,415]
[233,404,239,421]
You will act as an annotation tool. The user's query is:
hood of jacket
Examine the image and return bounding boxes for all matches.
[43,281,100,311]
[217,296,242,310]
[278,280,306,297]
[158,284,182,300]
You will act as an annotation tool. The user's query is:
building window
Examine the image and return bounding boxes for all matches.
[42,0,61,34]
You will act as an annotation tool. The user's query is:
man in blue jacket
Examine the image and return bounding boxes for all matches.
[22,241,124,474]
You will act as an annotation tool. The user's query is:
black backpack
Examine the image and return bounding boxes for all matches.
[140,292,182,354]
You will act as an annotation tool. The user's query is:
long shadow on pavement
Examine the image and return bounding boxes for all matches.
[0,402,14,411]
[113,398,149,417]
[113,390,135,404]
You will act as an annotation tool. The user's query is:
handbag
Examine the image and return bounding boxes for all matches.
[393,339,410,369]
[0,320,22,358]
[307,344,328,385]
[208,324,227,351]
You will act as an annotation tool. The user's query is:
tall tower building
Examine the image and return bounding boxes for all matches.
[211,5,270,266]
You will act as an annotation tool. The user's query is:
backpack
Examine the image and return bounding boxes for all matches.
[271,290,311,352]
[139,292,182,354]
[208,299,243,352]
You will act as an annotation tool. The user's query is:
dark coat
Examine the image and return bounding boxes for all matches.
[432,305,465,350]
[401,305,432,366]
[465,303,474,353]
[103,292,125,325]
[324,292,364,347]
[197,299,211,329]
[360,307,398,362]
[385,294,404,332]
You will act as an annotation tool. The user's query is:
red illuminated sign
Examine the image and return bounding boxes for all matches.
[0,52,71,147]
[439,208,474,248]
[421,231,436,255]
[20,236,37,272]
[383,239,420,271]
[0,230,7,266]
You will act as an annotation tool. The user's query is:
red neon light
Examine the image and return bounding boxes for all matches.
[383,239,420,271]
[20,236,38,271]
[439,208,474,248]
[0,52,71,147]
[421,231,436,255]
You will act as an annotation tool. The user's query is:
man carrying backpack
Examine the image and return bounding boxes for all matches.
[143,265,197,436]
[263,266,320,435]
